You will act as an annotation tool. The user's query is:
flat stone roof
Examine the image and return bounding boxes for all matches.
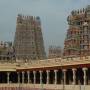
[0,56,90,71]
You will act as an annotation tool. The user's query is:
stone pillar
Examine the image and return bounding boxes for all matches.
[72,68,76,85]
[46,70,50,84]
[33,71,36,84]
[63,69,66,85]
[22,71,25,83]
[54,70,58,84]
[39,71,43,84]
[83,68,87,85]
[17,72,20,83]
[7,72,10,84]
[27,71,30,83]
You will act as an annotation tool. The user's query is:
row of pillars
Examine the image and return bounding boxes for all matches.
[6,67,87,85]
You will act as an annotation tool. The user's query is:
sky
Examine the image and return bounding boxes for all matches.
[0,0,90,54]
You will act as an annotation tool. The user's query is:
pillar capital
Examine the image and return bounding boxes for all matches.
[39,70,43,73]
[17,72,19,74]
[33,71,36,74]
[54,70,58,72]
[72,68,77,71]
[46,70,50,73]
[27,71,30,74]
[62,69,67,72]
[83,67,88,71]
[22,71,25,74]
[27,71,30,73]
[7,72,10,75]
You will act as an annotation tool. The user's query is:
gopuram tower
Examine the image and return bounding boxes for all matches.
[14,14,46,60]
[64,5,90,57]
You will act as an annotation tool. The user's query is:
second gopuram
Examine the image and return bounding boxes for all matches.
[64,5,90,57]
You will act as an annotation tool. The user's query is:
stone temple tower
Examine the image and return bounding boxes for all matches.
[64,5,90,58]
[14,14,46,60]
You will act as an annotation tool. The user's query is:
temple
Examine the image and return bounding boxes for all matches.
[0,5,90,90]
[14,14,46,60]
[64,5,90,57]
[0,56,90,90]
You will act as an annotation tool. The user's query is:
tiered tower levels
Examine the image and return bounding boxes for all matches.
[64,5,90,57]
[14,14,46,60]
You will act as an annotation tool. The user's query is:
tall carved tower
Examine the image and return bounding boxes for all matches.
[64,5,90,57]
[14,14,46,60]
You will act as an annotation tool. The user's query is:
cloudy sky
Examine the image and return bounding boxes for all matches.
[0,0,90,53]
